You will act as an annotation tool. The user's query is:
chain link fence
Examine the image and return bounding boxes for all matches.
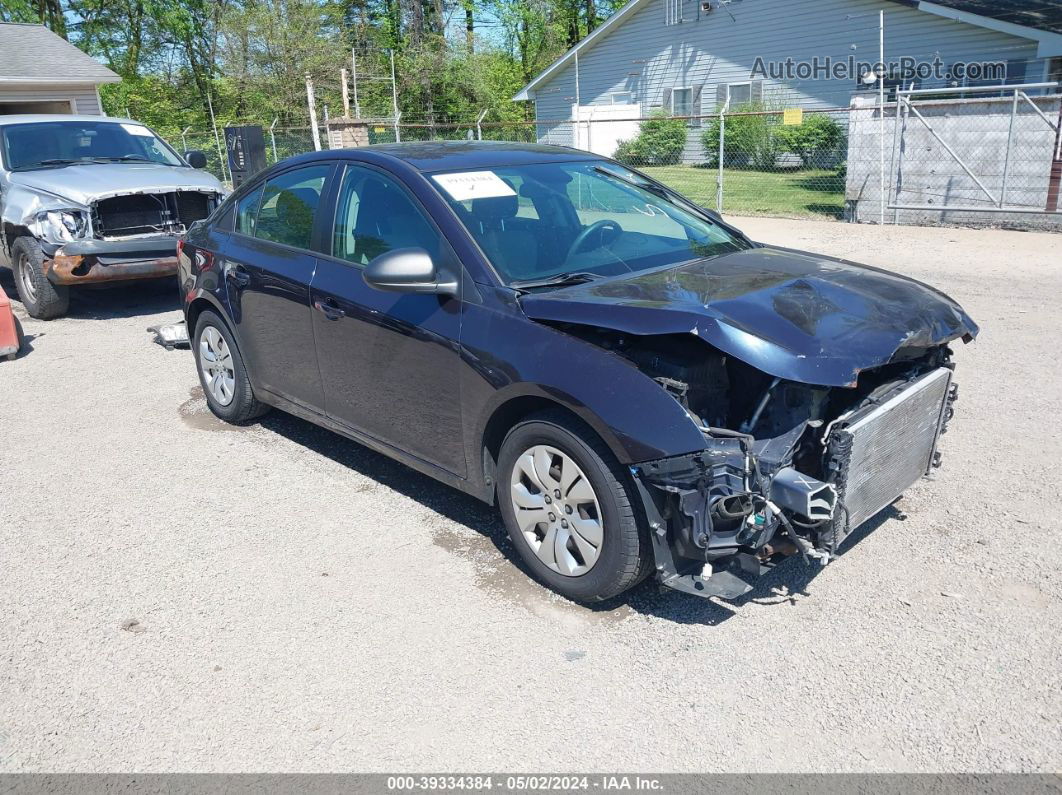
[168,87,1061,231]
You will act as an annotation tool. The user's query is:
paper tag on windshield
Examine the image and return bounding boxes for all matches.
[120,123,153,137]
[432,171,515,202]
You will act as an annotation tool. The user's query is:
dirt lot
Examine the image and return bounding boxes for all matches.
[1,217,1059,773]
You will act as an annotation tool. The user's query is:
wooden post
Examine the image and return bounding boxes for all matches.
[305,74,321,151]
[341,68,351,118]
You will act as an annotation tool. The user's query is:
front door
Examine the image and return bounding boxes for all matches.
[310,163,465,476]
[223,163,333,409]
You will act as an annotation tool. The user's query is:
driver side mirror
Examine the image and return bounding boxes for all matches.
[363,248,458,297]
[184,150,208,169]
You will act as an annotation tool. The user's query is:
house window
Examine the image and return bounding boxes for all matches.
[1006,59,1028,86]
[671,87,693,116]
[727,82,752,106]
[856,69,914,101]
[664,0,682,26]
[611,92,634,105]
[1046,57,1061,87]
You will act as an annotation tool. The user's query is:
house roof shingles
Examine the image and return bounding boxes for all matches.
[0,23,119,84]
[891,1,1062,36]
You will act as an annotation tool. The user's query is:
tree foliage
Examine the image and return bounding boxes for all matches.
[13,0,618,137]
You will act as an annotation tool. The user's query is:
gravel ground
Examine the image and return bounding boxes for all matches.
[1,217,1059,773]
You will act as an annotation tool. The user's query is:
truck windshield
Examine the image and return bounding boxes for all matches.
[1,121,185,171]
[430,160,749,286]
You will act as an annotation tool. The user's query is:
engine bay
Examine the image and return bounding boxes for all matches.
[92,191,218,239]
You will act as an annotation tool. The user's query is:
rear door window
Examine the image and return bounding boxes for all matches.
[253,165,331,251]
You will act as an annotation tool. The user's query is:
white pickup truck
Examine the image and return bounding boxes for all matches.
[0,114,225,318]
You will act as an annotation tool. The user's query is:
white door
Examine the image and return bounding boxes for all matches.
[572,104,641,158]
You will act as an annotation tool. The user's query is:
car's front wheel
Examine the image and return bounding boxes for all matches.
[497,411,651,602]
[192,310,269,423]
[11,238,69,320]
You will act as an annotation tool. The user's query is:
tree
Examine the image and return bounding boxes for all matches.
[1,0,66,35]
[29,0,628,147]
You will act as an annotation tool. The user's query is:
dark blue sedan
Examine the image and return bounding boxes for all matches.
[178,142,977,603]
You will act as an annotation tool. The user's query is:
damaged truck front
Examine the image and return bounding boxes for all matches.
[522,247,978,599]
[0,116,224,319]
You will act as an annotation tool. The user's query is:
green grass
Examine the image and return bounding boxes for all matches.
[639,165,846,219]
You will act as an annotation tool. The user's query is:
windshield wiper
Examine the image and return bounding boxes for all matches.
[97,155,156,163]
[593,165,674,202]
[12,158,81,171]
[509,271,605,290]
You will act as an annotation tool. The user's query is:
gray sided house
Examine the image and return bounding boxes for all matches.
[516,0,1062,159]
[0,23,119,117]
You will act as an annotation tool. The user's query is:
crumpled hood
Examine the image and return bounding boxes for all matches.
[520,246,979,387]
[9,163,224,206]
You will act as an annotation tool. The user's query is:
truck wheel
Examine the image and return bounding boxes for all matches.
[192,309,269,423]
[12,238,69,320]
[497,410,651,602]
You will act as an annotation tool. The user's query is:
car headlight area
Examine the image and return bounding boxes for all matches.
[35,209,90,243]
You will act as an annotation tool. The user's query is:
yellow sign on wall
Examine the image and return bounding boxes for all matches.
[783,108,804,126]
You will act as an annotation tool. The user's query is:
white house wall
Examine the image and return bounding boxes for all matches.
[532,0,1045,146]
[0,85,104,115]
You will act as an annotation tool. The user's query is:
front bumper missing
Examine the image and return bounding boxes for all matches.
[44,237,179,285]
[631,454,784,600]
[631,367,959,601]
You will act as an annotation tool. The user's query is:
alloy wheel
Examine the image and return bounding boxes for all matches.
[199,326,236,406]
[509,444,603,577]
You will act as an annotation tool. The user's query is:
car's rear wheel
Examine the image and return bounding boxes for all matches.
[12,238,69,320]
[192,310,269,423]
[497,411,651,602]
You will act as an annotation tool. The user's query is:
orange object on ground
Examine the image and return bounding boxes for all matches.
[0,290,20,360]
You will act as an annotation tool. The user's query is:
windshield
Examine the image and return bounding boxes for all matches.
[431,160,749,286]
[1,121,185,171]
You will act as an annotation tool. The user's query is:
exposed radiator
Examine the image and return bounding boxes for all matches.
[93,191,215,238]
[830,367,953,532]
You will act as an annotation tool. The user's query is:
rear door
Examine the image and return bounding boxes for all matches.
[309,162,466,476]
[223,163,334,409]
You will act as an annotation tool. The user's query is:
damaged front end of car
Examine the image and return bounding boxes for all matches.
[519,246,978,599]
[2,178,224,285]
[624,342,960,598]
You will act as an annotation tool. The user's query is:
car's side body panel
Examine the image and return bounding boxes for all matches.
[180,148,712,503]
[310,255,467,476]
[221,232,324,409]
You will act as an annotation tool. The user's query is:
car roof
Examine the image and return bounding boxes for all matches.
[293,140,604,173]
[0,114,145,126]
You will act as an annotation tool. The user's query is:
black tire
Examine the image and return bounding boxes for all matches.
[497,410,651,602]
[11,237,69,320]
[192,309,269,423]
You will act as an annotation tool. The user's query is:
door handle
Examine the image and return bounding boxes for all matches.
[227,265,251,288]
[313,298,345,320]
